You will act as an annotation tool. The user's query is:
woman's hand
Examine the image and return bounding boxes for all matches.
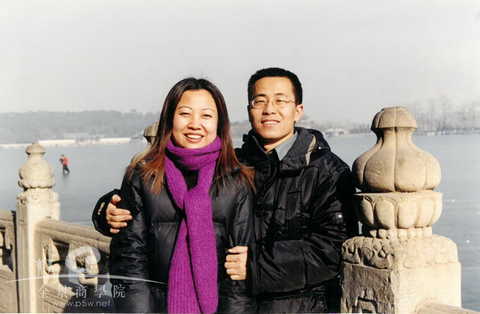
[225,246,248,280]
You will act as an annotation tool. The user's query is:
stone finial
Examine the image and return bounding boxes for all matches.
[352,107,443,239]
[18,143,55,190]
[143,121,159,144]
[341,107,461,314]
[353,106,441,193]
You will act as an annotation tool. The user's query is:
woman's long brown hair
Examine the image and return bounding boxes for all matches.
[127,77,253,193]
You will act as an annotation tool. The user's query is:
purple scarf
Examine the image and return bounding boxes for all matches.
[165,137,221,314]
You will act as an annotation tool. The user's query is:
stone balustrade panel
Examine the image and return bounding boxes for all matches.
[0,209,18,313]
[35,220,111,312]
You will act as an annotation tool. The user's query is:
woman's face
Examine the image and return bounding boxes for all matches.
[171,89,219,149]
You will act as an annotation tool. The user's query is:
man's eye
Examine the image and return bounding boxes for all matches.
[276,99,288,104]
[254,100,267,105]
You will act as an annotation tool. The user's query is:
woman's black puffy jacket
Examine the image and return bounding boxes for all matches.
[108,169,256,313]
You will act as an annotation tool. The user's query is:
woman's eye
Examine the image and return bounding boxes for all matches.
[179,112,190,116]
[203,114,212,118]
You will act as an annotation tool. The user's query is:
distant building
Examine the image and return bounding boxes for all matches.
[98,137,131,144]
[38,139,76,147]
[62,132,91,140]
[324,128,349,137]
[0,143,30,149]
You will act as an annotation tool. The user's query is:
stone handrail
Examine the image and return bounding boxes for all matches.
[36,220,110,254]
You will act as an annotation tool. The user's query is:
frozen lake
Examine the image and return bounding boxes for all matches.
[1,133,479,310]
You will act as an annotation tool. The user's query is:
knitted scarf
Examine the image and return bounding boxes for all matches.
[165,137,221,314]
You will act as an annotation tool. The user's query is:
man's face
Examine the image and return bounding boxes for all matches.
[248,77,304,150]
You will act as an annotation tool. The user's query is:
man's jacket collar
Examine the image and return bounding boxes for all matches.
[240,127,330,172]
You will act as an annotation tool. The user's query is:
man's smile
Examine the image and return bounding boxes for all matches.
[261,119,280,126]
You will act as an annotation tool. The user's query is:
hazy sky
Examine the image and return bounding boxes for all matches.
[2,0,480,122]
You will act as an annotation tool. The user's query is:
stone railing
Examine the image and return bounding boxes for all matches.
[34,220,111,312]
[340,107,478,313]
[0,117,477,313]
[5,143,112,313]
[0,122,161,313]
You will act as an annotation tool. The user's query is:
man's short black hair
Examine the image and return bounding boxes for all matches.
[247,67,303,104]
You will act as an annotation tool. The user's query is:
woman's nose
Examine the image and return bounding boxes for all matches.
[187,115,201,129]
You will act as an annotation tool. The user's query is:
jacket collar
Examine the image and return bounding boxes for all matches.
[240,127,330,172]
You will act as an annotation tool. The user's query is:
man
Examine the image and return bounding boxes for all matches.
[59,154,70,174]
[93,67,357,313]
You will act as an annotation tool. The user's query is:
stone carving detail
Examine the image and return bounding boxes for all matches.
[38,237,75,311]
[0,229,14,271]
[36,234,111,312]
[342,235,458,270]
[17,143,60,220]
[0,223,18,313]
[356,298,379,313]
[40,238,62,285]
[353,106,441,193]
[351,107,443,238]
[18,143,55,190]
[65,243,100,287]
[17,189,60,221]
[355,191,442,238]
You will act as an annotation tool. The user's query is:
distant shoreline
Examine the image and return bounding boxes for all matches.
[0,137,145,150]
[2,130,479,150]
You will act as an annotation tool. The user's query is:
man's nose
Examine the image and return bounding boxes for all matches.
[262,99,277,114]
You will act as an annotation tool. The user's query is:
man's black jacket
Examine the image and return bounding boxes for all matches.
[236,127,357,312]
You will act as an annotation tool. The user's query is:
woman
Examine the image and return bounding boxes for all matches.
[109,78,255,313]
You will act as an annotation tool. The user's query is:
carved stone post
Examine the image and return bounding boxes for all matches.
[144,121,159,144]
[130,122,159,165]
[16,143,60,313]
[341,107,461,313]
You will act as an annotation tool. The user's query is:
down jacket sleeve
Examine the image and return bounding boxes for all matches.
[109,172,154,312]
[92,189,120,236]
[248,166,356,295]
[218,183,257,313]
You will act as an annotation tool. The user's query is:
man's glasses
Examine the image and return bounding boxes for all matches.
[249,96,296,110]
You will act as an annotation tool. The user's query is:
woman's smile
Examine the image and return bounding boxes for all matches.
[184,133,204,142]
